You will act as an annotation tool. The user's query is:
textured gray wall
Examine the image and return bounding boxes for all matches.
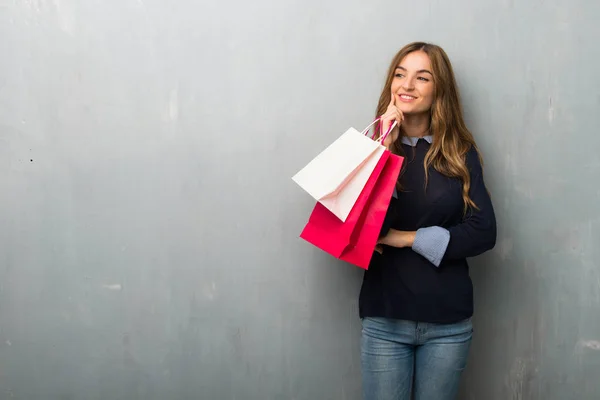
[1,0,599,399]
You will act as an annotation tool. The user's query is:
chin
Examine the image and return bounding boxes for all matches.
[400,106,428,116]
[398,105,417,114]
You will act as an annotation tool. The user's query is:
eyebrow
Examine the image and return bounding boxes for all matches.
[396,66,433,75]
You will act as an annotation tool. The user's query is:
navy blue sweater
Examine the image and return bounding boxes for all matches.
[358,138,497,324]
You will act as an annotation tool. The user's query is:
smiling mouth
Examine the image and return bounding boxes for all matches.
[398,94,417,100]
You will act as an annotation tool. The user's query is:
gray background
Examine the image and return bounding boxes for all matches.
[1,0,599,399]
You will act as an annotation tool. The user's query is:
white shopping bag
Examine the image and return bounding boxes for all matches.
[292,119,396,222]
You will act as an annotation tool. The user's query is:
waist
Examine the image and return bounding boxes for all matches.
[359,249,473,323]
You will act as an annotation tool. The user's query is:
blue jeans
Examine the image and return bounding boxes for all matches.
[361,317,473,400]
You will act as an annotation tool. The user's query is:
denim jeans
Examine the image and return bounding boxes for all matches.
[360,316,473,400]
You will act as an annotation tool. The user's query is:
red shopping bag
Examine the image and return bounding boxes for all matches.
[300,151,403,269]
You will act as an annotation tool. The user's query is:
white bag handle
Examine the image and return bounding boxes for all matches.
[360,118,398,144]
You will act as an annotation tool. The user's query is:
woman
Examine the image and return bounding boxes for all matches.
[359,42,497,400]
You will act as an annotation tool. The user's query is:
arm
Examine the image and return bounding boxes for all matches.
[443,148,497,260]
[379,148,497,266]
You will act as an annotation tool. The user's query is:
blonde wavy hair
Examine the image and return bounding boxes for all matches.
[374,42,483,212]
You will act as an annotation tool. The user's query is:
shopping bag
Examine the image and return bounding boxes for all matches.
[300,150,404,269]
[340,152,403,268]
[292,119,396,222]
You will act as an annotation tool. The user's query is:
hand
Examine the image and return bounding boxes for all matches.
[380,91,404,149]
[377,230,416,249]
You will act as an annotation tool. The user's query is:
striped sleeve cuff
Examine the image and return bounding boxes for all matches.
[412,226,450,267]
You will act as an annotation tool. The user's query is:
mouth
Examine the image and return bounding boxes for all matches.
[397,94,418,102]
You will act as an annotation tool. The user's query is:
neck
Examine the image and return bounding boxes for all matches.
[401,113,430,138]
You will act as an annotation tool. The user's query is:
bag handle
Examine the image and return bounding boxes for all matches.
[379,120,397,144]
[360,118,382,137]
[360,117,398,144]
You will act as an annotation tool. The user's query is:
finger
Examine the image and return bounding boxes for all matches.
[389,91,396,107]
[383,111,397,124]
[381,115,393,128]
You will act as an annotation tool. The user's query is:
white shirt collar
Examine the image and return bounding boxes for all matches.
[401,135,433,147]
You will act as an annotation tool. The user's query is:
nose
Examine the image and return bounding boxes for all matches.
[401,76,416,91]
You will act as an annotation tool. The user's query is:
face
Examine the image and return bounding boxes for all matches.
[391,50,435,115]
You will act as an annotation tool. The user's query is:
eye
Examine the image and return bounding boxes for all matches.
[417,76,430,82]
[394,73,404,78]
